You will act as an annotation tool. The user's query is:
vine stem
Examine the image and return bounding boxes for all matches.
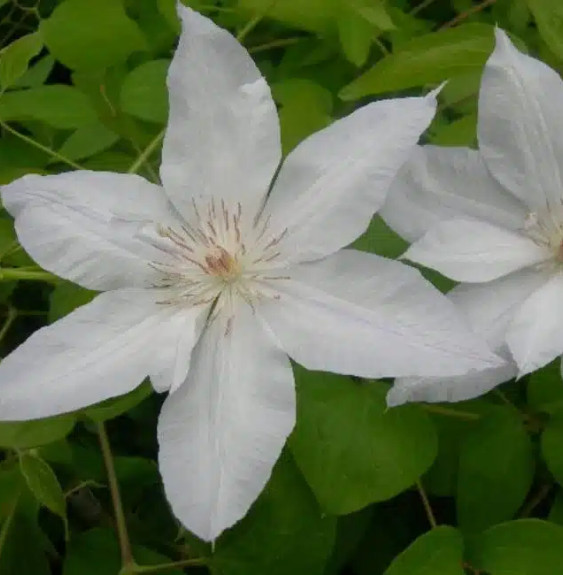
[0,267,58,282]
[129,558,206,574]
[0,122,84,170]
[440,0,498,29]
[416,480,437,529]
[127,129,165,177]
[97,422,135,570]
[421,404,480,421]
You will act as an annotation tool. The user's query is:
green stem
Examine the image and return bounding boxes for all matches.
[248,37,303,54]
[97,422,134,570]
[440,0,497,29]
[0,306,17,343]
[0,268,58,282]
[421,404,480,421]
[409,0,439,15]
[0,122,84,170]
[128,130,165,178]
[0,494,19,563]
[236,0,278,43]
[416,480,437,529]
[129,558,206,574]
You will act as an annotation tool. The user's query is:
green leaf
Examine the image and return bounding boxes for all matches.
[456,406,534,532]
[549,491,563,525]
[0,86,97,128]
[272,78,332,153]
[469,519,563,575]
[40,0,146,71]
[337,4,373,67]
[0,33,43,91]
[352,215,408,258]
[212,452,336,575]
[82,381,152,422]
[120,59,170,124]
[48,281,96,323]
[527,0,563,60]
[12,55,54,89]
[527,359,563,414]
[541,411,563,486]
[290,370,438,514]
[383,526,465,575]
[430,114,477,147]
[0,414,76,448]
[353,0,395,31]
[58,122,119,161]
[19,453,66,525]
[340,23,495,99]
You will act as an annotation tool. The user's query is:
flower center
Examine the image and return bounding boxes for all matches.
[524,208,563,264]
[146,197,288,310]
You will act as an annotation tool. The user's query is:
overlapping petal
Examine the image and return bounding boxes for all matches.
[0,290,203,420]
[265,95,437,262]
[404,218,549,282]
[157,304,295,542]
[479,28,563,211]
[1,171,176,290]
[160,5,281,219]
[259,250,501,379]
[381,145,527,242]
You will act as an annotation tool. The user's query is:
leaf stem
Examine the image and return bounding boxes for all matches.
[129,558,207,574]
[416,479,437,529]
[128,129,165,178]
[0,306,17,343]
[421,404,480,421]
[97,422,134,569]
[248,37,303,54]
[0,267,58,282]
[0,122,84,170]
[440,0,498,29]
[236,0,278,43]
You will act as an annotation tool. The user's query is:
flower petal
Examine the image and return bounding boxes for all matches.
[478,28,563,211]
[260,249,502,379]
[157,304,295,542]
[0,290,201,420]
[160,6,281,219]
[404,218,549,282]
[381,145,527,242]
[507,271,563,375]
[265,95,437,262]
[2,171,176,290]
[387,361,517,406]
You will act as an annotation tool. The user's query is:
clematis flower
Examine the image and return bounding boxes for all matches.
[0,6,500,541]
[382,28,563,405]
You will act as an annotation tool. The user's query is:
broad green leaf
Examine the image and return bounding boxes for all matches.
[352,0,395,31]
[82,381,152,422]
[272,78,332,153]
[212,452,336,575]
[0,85,97,128]
[469,519,563,575]
[12,55,54,89]
[120,59,170,123]
[290,370,438,514]
[0,414,76,448]
[40,0,146,71]
[48,281,96,323]
[527,359,563,414]
[352,215,408,258]
[456,406,534,532]
[527,0,563,60]
[541,411,563,486]
[58,122,119,161]
[337,4,373,67]
[340,23,495,100]
[19,453,66,525]
[0,33,43,91]
[383,526,465,575]
[549,491,563,525]
[430,114,477,146]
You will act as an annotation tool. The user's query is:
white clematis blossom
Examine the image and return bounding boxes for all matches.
[0,6,501,541]
[382,28,563,405]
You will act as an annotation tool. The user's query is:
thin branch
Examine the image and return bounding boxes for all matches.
[421,404,481,421]
[416,479,437,529]
[0,122,84,170]
[0,267,58,283]
[520,484,554,518]
[440,0,498,30]
[410,0,439,16]
[248,37,302,54]
[236,0,278,44]
[127,129,164,179]
[97,422,134,569]
[0,306,16,343]
[131,558,206,574]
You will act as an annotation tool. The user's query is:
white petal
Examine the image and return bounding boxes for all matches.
[404,218,549,282]
[478,28,563,211]
[260,249,502,379]
[506,272,563,375]
[1,172,176,290]
[381,145,527,242]
[265,95,437,262]
[160,6,281,219]
[0,290,203,420]
[387,361,518,406]
[157,305,295,542]
[448,268,549,351]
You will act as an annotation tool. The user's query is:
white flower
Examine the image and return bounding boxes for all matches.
[382,28,563,405]
[0,6,500,541]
